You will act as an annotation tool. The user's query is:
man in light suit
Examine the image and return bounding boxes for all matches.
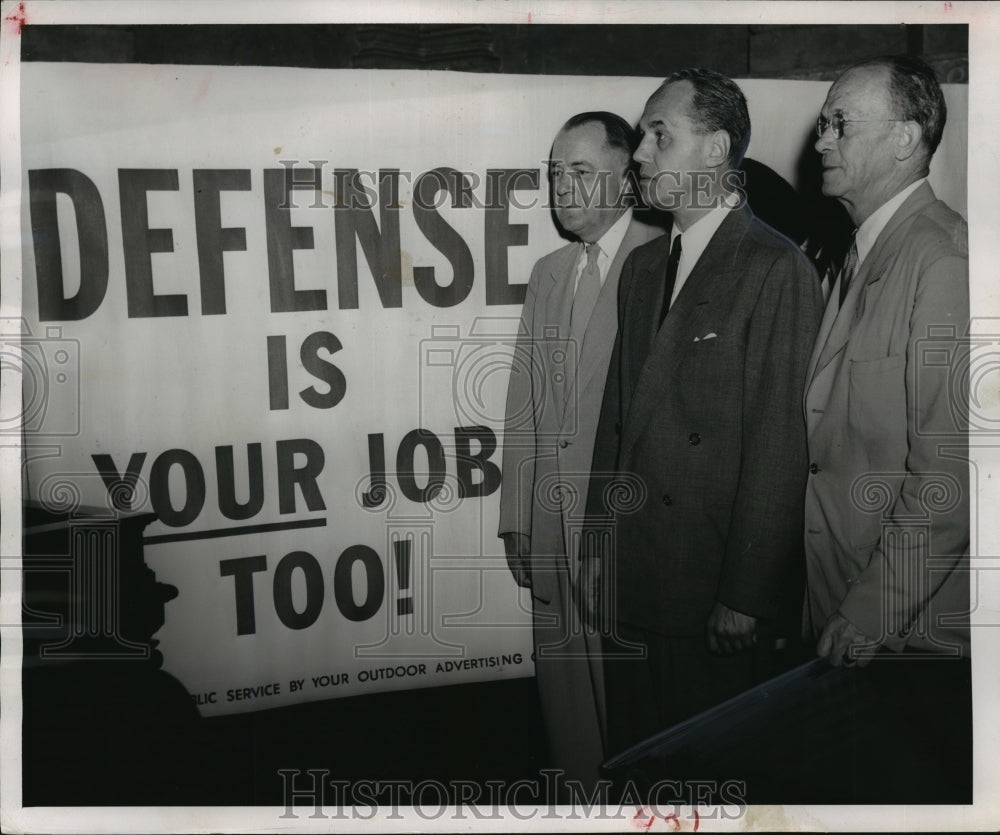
[499,111,661,788]
[585,69,823,757]
[806,55,970,665]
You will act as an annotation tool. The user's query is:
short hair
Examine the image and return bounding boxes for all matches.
[850,54,947,157]
[559,111,636,170]
[656,68,751,168]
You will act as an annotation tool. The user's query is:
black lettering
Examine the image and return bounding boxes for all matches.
[362,433,387,508]
[264,167,326,313]
[149,448,206,527]
[273,550,324,630]
[216,443,264,521]
[220,554,268,635]
[267,334,289,410]
[334,169,402,309]
[92,451,146,511]
[275,438,326,513]
[299,331,347,409]
[453,425,501,498]
[484,168,537,306]
[412,168,474,307]
[396,429,445,502]
[193,169,251,315]
[28,168,109,321]
[334,545,384,622]
[119,169,187,317]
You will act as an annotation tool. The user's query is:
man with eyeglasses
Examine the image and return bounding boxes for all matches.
[805,55,970,672]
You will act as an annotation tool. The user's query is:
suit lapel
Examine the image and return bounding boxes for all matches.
[810,255,886,374]
[807,182,938,385]
[543,242,582,421]
[620,207,752,464]
[572,220,661,402]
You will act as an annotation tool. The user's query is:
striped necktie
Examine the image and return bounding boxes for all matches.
[570,242,602,344]
[838,231,859,309]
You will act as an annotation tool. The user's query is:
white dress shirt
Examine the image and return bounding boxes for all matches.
[855,177,927,268]
[666,191,740,309]
[572,209,633,294]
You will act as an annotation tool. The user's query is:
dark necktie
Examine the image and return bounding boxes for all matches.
[838,231,859,309]
[658,234,683,327]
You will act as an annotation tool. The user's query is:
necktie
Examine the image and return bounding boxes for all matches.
[570,242,602,344]
[658,234,683,327]
[838,231,859,309]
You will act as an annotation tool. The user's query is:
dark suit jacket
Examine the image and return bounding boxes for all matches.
[589,204,823,636]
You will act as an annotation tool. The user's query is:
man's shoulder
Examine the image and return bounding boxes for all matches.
[901,199,968,261]
[533,239,578,270]
[734,211,817,279]
[744,211,809,258]
[624,231,671,263]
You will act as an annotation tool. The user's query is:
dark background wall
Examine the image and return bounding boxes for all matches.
[22,23,968,82]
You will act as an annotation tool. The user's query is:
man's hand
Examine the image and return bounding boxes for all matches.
[706,602,757,655]
[501,532,532,589]
[817,612,876,667]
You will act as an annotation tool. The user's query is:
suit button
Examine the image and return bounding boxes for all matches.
[559,439,569,449]
[688,433,701,446]
[661,494,672,506]
[809,462,820,474]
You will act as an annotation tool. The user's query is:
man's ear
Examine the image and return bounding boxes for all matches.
[703,129,732,169]
[893,120,924,162]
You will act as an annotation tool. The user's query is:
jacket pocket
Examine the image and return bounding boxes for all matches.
[847,354,906,548]
[848,354,907,468]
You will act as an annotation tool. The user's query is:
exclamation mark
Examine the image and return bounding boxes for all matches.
[394,540,413,616]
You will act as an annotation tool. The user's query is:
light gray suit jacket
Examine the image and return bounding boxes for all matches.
[803,182,970,654]
[499,216,662,602]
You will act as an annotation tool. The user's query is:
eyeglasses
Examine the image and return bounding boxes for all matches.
[816,113,901,140]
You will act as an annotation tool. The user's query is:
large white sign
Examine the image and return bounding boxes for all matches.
[18,62,968,715]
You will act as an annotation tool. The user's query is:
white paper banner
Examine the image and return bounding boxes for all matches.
[19,63,967,715]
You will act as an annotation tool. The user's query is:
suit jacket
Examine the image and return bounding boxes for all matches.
[589,205,823,635]
[803,182,969,654]
[499,217,662,603]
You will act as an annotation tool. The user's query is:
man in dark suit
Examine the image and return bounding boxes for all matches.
[499,112,661,787]
[585,69,823,756]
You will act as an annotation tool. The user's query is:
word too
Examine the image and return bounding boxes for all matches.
[220,540,411,635]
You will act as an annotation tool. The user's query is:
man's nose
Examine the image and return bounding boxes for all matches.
[633,138,652,165]
[815,123,836,154]
[554,171,571,195]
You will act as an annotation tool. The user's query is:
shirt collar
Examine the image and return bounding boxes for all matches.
[669,190,739,267]
[856,178,927,266]
[589,209,632,265]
